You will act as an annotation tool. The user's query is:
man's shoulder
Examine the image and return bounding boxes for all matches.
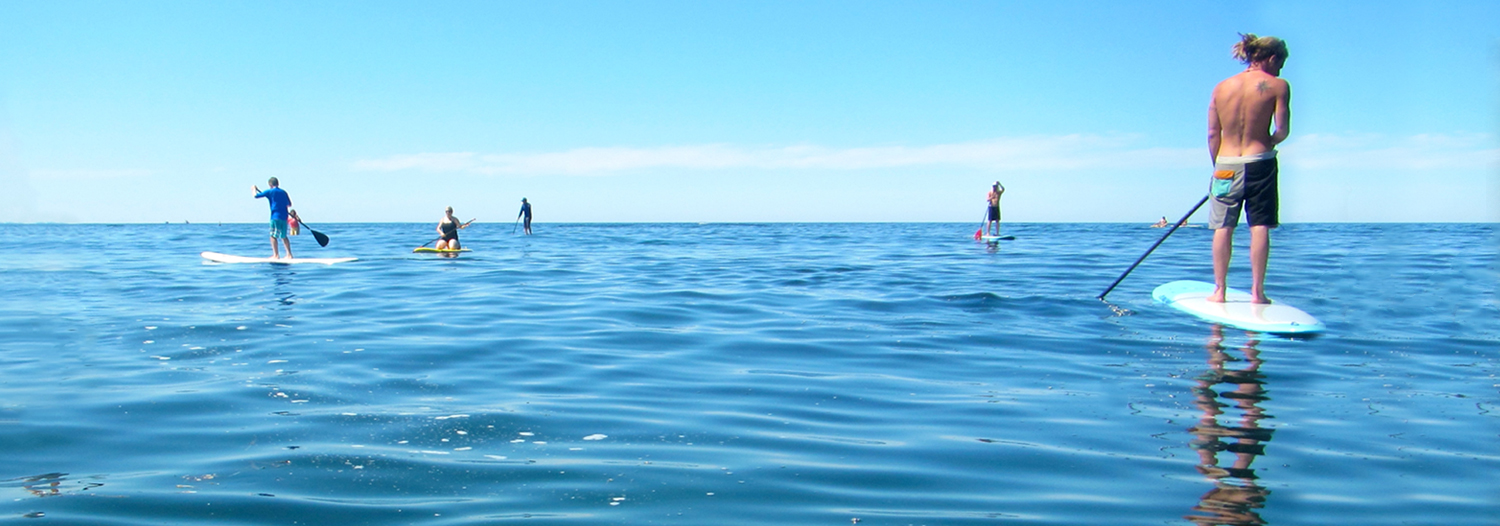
[1245,71,1288,89]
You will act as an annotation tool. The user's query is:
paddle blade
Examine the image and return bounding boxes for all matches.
[973,229,982,240]
[311,229,330,247]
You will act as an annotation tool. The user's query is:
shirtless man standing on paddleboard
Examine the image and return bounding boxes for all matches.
[985,182,1004,236]
[1206,33,1290,304]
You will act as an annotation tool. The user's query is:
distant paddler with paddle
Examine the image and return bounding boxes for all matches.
[434,207,475,252]
[252,177,294,259]
[985,182,1004,236]
[1206,33,1291,304]
[516,198,532,235]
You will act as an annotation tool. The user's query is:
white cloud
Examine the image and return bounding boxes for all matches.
[352,132,1500,180]
[1281,133,1499,171]
[354,135,1203,175]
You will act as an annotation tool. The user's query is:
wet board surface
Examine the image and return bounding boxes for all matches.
[413,247,472,254]
[979,235,1015,242]
[1153,280,1325,334]
[201,251,357,265]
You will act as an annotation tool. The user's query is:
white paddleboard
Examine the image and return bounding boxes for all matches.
[979,235,1015,242]
[201,251,357,265]
[1153,280,1324,334]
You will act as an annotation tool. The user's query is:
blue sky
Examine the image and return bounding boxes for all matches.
[1,0,1496,223]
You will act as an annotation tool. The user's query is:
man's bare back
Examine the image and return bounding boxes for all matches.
[1205,34,1290,305]
[1208,69,1290,160]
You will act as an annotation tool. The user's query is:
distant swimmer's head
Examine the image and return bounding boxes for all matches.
[268,177,280,187]
[1232,33,1288,66]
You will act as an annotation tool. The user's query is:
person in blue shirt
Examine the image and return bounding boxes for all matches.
[252,177,294,259]
[517,198,533,235]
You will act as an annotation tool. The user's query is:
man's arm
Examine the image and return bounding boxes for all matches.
[1270,82,1291,147]
[1206,96,1223,163]
[253,185,264,198]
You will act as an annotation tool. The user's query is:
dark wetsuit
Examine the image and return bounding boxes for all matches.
[440,220,459,242]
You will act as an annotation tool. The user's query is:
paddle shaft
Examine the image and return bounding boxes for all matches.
[1097,195,1210,300]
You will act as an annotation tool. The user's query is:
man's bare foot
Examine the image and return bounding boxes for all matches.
[1206,289,1227,303]
[1250,295,1272,305]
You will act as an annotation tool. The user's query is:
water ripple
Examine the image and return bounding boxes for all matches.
[0,223,1494,525]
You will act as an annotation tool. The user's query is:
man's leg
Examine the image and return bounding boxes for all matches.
[282,238,294,259]
[1209,227,1234,302]
[270,237,280,259]
[1248,225,1270,303]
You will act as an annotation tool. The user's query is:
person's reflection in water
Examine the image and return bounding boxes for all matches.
[18,473,66,497]
[268,267,297,308]
[1184,325,1273,526]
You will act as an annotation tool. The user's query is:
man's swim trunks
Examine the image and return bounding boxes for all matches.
[987,205,1000,221]
[269,219,290,239]
[1208,151,1279,230]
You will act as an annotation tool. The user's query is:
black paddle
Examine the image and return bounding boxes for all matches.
[298,220,331,247]
[1097,195,1210,301]
[421,219,476,248]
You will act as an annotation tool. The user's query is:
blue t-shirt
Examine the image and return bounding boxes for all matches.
[255,187,292,220]
[519,202,531,218]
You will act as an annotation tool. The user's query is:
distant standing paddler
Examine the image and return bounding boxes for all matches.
[1206,33,1291,304]
[252,177,293,259]
[517,198,532,235]
[985,182,1005,236]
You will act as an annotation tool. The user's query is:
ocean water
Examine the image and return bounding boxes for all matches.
[0,222,1495,525]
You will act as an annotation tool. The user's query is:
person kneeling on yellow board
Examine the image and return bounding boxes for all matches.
[436,207,474,251]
